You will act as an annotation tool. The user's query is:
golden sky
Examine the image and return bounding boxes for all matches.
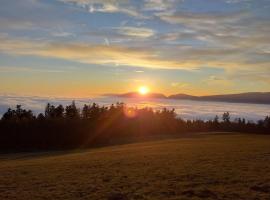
[0,0,269,97]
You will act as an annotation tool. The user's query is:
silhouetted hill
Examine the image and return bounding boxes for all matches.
[105,92,167,99]
[169,94,199,100]
[169,92,270,104]
[105,92,270,104]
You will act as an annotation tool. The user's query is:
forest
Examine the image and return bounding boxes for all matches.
[0,101,269,152]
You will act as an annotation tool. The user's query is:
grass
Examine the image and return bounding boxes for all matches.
[0,133,270,200]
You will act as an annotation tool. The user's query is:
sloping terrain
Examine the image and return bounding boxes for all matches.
[0,133,270,200]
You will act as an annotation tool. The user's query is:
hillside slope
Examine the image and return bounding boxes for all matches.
[1,133,270,200]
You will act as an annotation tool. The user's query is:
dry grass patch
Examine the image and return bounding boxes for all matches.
[0,133,270,200]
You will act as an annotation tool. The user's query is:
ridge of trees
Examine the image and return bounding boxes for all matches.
[0,101,269,152]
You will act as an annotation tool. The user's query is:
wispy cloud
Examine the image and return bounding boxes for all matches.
[171,82,189,88]
[51,31,74,37]
[157,10,248,25]
[114,26,155,38]
[0,66,66,73]
[143,0,180,11]
[0,35,194,70]
[0,18,34,30]
[59,0,147,18]
[204,76,234,87]
[0,34,269,75]
[0,0,270,95]
[225,0,251,4]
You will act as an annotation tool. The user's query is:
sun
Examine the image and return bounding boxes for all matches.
[138,86,149,95]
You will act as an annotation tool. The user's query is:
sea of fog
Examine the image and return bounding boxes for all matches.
[0,95,269,122]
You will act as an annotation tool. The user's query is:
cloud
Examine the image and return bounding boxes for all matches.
[0,34,270,77]
[143,0,180,11]
[0,66,66,73]
[204,76,234,87]
[208,76,225,81]
[0,0,73,32]
[51,32,74,37]
[0,18,34,30]
[84,26,155,44]
[157,11,247,25]
[104,38,110,46]
[0,94,269,121]
[171,82,189,88]
[58,0,146,18]
[156,9,270,46]
[0,94,95,117]
[0,35,197,70]
[0,0,269,96]
[38,43,197,70]
[114,26,155,38]
[225,0,251,3]
[154,9,270,70]
[226,69,270,84]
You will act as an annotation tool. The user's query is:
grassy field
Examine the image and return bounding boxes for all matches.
[0,133,270,200]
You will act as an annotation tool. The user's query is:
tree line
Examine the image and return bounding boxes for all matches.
[0,101,269,152]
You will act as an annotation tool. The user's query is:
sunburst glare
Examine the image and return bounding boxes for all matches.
[138,86,149,95]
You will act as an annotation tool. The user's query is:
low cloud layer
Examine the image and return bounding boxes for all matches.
[0,94,269,121]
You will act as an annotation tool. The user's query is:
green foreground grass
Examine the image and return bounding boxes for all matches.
[1,133,270,200]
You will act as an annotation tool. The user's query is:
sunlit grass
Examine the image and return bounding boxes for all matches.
[0,133,270,200]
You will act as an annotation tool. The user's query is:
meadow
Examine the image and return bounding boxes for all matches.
[0,133,270,200]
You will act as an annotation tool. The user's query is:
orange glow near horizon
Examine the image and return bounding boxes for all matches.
[123,107,137,118]
[138,86,149,95]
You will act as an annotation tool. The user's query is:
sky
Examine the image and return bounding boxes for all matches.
[0,0,269,97]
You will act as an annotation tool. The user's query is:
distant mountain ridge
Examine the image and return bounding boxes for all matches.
[105,92,167,99]
[169,92,270,104]
[104,92,270,104]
